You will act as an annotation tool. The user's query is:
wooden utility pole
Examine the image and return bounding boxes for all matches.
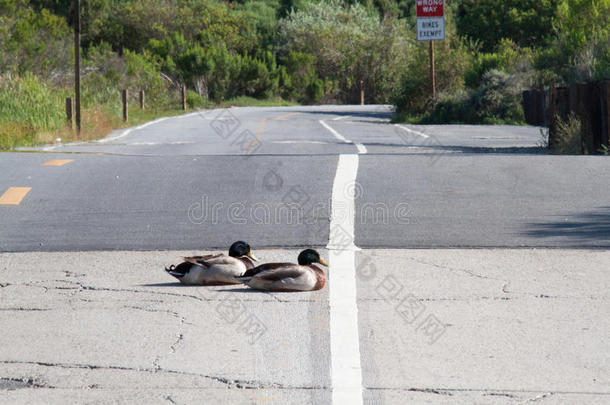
[73,0,81,133]
[429,41,436,100]
[139,90,145,110]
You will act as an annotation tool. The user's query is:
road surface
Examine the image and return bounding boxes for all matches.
[1,105,608,404]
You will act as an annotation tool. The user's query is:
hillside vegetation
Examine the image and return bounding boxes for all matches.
[1,0,609,148]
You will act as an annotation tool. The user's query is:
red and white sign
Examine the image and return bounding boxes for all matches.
[417,0,445,41]
[416,0,444,18]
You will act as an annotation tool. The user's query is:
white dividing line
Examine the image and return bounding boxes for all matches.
[320,120,349,142]
[127,141,195,146]
[354,143,367,154]
[319,120,367,154]
[332,115,351,121]
[328,154,364,405]
[98,116,170,144]
[42,112,202,150]
[394,124,429,138]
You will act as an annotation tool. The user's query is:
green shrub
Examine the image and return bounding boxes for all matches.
[0,2,71,79]
[282,51,324,103]
[421,70,525,125]
[185,89,205,108]
[280,0,411,103]
[393,37,474,114]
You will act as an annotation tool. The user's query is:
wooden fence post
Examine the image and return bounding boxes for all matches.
[360,80,364,106]
[65,97,73,128]
[139,90,145,110]
[543,90,550,127]
[576,83,595,154]
[548,88,557,149]
[122,89,128,122]
[588,82,602,153]
[182,85,187,110]
[532,90,541,126]
[601,80,610,149]
[522,91,531,125]
[599,80,610,148]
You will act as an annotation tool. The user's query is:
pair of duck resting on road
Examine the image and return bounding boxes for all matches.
[165,241,328,292]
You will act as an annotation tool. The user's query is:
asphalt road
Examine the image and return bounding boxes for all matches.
[1,105,609,404]
[2,104,609,251]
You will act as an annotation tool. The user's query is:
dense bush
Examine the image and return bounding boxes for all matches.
[423,70,525,124]
[457,0,559,52]
[280,0,410,103]
[0,0,71,79]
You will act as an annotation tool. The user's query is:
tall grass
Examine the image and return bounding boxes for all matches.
[550,113,582,154]
[0,73,68,150]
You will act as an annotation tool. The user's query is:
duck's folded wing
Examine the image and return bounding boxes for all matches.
[183,254,224,267]
[242,262,294,277]
[256,266,305,281]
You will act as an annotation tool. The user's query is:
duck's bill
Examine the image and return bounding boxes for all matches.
[247,252,260,261]
[318,258,329,267]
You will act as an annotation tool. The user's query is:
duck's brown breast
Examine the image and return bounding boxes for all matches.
[311,266,326,291]
[238,256,256,270]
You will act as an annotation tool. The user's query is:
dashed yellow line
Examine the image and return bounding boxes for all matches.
[0,187,31,205]
[273,112,302,120]
[245,118,266,154]
[42,159,74,167]
[257,117,267,134]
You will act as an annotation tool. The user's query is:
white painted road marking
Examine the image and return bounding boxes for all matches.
[328,154,364,405]
[98,117,171,144]
[395,124,429,138]
[319,120,367,154]
[332,115,351,121]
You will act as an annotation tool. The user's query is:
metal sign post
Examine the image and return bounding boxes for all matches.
[416,0,445,100]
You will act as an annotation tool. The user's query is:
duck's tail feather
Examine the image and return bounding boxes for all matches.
[234,276,252,284]
[165,264,186,279]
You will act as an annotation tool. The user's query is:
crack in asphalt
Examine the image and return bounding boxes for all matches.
[164,395,180,404]
[0,307,51,311]
[0,360,329,390]
[6,280,319,303]
[405,256,509,284]
[519,392,554,403]
[152,331,185,372]
[0,376,53,390]
[367,387,610,396]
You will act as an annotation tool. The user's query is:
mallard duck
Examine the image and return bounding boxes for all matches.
[235,249,328,292]
[165,241,258,285]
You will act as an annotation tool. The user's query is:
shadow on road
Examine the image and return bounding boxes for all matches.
[138,282,192,287]
[524,207,610,244]
[363,142,545,154]
[304,109,394,120]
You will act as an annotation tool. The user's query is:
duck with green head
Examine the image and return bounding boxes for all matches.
[235,249,328,292]
[165,241,258,285]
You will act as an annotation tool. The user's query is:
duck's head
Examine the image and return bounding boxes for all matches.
[298,249,328,266]
[229,241,259,261]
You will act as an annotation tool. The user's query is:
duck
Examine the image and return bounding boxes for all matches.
[234,249,328,292]
[165,241,258,285]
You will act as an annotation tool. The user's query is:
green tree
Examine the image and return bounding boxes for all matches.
[457,0,559,51]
